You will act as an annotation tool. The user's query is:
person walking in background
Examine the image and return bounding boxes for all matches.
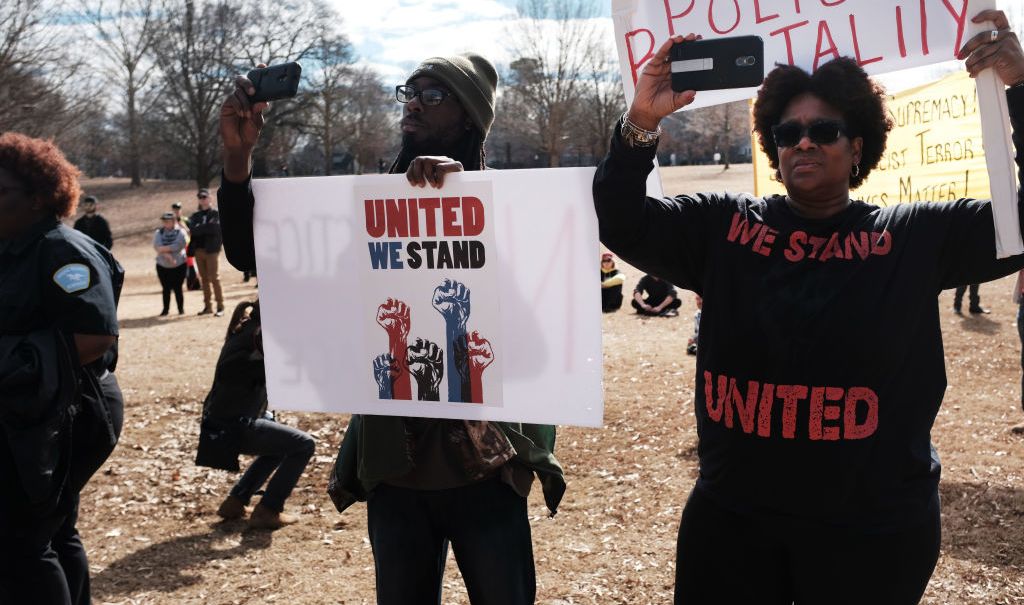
[601,252,626,312]
[72,195,113,250]
[196,301,315,530]
[632,273,682,317]
[153,211,187,316]
[188,188,224,316]
[0,132,124,605]
[953,282,990,314]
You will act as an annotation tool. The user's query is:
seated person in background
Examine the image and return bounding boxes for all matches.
[601,253,626,312]
[196,300,315,530]
[632,274,682,317]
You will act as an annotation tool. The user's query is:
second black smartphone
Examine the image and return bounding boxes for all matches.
[670,36,764,92]
[247,62,302,102]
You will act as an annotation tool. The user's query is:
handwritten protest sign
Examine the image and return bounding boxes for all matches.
[612,0,996,110]
[250,168,604,427]
[753,70,992,203]
[612,0,1021,256]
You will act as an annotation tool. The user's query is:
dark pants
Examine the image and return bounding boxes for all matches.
[367,478,535,605]
[602,285,623,312]
[632,295,682,315]
[674,488,941,605]
[229,418,315,512]
[953,283,980,310]
[1018,301,1024,411]
[0,373,123,605]
[156,264,186,313]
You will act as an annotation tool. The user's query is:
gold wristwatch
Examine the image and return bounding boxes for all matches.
[620,112,661,148]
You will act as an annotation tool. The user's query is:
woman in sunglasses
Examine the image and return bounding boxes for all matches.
[593,9,1024,605]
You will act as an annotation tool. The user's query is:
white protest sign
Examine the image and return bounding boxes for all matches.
[251,168,604,427]
[612,0,994,109]
[611,0,1022,256]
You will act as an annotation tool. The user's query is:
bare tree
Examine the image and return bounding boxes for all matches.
[505,0,604,167]
[81,0,159,187]
[302,34,355,175]
[235,0,335,68]
[150,0,242,187]
[0,0,93,139]
[488,79,539,168]
[337,67,396,174]
[235,0,339,176]
[574,41,625,163]
[681,101,750,168]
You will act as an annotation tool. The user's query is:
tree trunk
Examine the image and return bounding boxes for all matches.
[127,81,143,187]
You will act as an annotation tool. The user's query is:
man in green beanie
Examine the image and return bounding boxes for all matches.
[391,52,497,181]
[217,52,564,605]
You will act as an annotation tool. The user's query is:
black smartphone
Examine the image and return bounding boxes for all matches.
[670,36,764,92]
[247,62,302,102]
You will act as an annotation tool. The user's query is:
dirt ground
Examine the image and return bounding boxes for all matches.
[72,166,1024,605]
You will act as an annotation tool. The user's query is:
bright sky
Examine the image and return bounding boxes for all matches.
[336,1,522,82]
[336,0,1018,91]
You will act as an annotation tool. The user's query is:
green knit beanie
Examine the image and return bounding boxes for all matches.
[407,52,498,137]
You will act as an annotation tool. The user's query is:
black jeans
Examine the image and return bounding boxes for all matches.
[367,477,535,605]
[156,263,186,313]
[632,295,682,315]
[953,283,980,309]
[674,487,941,605]
[602,285,623,312]
[228,418,315,512]
[0,373,124,605]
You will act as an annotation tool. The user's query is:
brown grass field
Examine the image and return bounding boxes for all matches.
[72,165,1023,604]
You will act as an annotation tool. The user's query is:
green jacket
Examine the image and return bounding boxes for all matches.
[328,414,566,515]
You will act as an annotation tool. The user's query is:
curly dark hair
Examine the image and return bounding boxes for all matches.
[0,132,82,218]
[752,57,892,189]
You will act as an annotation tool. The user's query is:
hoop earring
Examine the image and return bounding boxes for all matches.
[851,163,860,178]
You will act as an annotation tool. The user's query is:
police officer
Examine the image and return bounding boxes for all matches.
[0,132,124,605]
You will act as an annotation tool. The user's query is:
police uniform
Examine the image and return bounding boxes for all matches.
[0,217,124,605]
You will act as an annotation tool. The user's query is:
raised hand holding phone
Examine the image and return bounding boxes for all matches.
[220,63,271,183]
[669,35,764,92]
[628,34,699,131]
[246,62,302,102]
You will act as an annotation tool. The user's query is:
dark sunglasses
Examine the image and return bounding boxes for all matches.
[395,85,451,106]
[771,119,848,148]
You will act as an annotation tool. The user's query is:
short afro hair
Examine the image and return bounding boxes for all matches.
[0,132,82,218]
[752,57,892,189]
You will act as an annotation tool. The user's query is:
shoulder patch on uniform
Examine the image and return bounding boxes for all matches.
[53,263,91,293]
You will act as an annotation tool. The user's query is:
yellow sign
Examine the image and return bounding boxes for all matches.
[753,71,990,206]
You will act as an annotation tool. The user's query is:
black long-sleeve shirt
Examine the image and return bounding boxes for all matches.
[593,86,1024,530]
[217,177,257,272]
[73,214,113,249]
[187,208,223,253]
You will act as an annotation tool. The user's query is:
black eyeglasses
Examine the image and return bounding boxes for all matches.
[771,119,848,148]
[395,85,451,106]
